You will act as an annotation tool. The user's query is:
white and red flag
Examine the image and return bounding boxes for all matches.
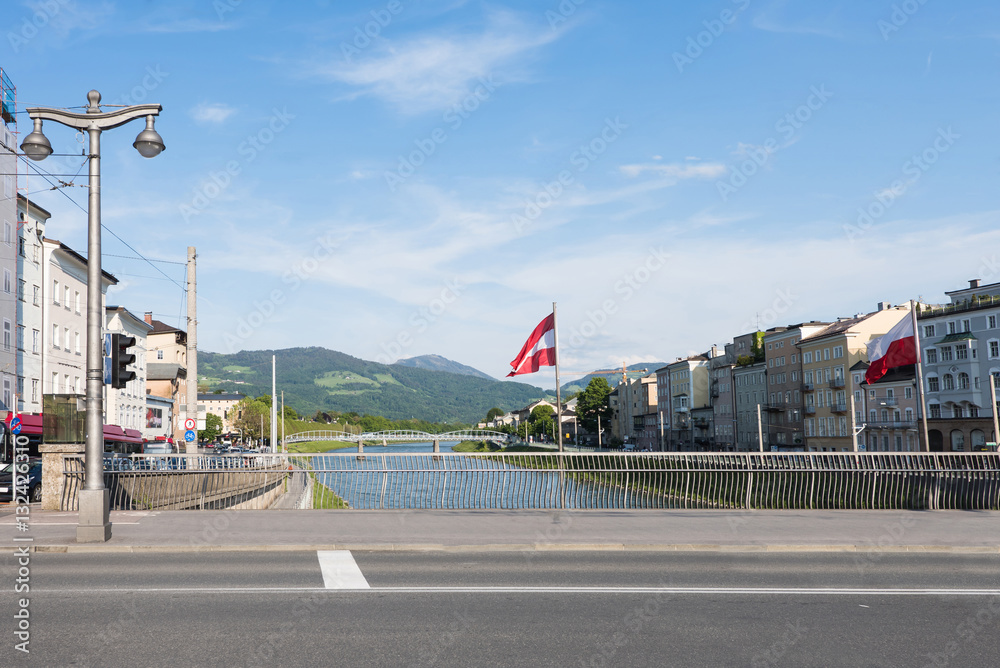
[507,313,556,377]
[865,312,917,385]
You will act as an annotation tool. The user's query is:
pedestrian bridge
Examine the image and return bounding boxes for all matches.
[284,429,510,445]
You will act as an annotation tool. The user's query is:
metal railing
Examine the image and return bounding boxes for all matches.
[63,452,1000,511]
[61,454,289,511]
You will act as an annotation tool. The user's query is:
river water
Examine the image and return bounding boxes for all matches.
[307,441,668,509]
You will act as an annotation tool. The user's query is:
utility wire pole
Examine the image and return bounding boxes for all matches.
[186,246,198,455]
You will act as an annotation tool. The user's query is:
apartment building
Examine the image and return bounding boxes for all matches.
[851,361,920,452]
[41,239,117,397]
[664,355,710,450]
[199,392,247,434]
[916,279,1000,451]
[709,344,736,451]
[0,122,16,410]
[798,304,913,452]
[15,195,47,413]
[763,322,829,449]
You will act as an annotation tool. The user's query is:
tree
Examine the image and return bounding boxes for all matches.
[231,397,270,442]
[576,377,613,434]
[485,407,504,422]
[528,404,555,440]
[282,405,298,420]
[199,413,223,441]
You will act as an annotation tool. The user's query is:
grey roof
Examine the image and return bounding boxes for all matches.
[147,362,187,381]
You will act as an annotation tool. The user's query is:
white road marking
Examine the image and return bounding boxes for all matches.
[24,587,1000,596]
[317,550,370,589]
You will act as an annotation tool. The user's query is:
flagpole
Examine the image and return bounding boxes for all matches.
[910,300,931,451]
[553,302,563,453]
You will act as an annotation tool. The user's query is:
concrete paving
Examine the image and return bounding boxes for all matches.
[1,507,998,553]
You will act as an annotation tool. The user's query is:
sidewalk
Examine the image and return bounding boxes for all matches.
[2,508,998,553]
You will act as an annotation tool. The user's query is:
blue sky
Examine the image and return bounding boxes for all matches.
[6,0,1000,388]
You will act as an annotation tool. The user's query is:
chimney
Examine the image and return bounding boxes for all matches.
[877,301,891,311]
[144,311,153,325]
[969,279,981,290]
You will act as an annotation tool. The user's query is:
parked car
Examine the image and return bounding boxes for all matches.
[0,458,43,503]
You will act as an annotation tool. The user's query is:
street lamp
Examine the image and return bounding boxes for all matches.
[23,90,163,543]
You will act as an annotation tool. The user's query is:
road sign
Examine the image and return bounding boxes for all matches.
[10,417,21,435]
[184,430,196,442]
[184,418,196,430]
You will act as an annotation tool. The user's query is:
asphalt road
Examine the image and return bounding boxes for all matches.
[4,552,999,667]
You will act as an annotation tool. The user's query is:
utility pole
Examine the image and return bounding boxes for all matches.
[185,246,198,455]
[271,355,277,453]
[281,390,285,454]
[757,403,764,452]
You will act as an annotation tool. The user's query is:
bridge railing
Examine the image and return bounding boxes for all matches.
[284,429,510,444]
[294,451,1000,511]
[60,454,289,511]
[61,452,1000,511]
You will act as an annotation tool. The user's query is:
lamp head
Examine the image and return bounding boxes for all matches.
[133,115,165,158]
[21,118,52,161]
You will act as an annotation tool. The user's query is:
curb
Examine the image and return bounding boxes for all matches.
[8,543,1000,554]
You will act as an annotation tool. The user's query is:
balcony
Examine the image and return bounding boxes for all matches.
[804,406,816,415]
[675,406,689,413]
[865,420,917,430]
[801,382,814,391]
[876,398,899,407]
[830,377,846,388]
[830,403,848,413]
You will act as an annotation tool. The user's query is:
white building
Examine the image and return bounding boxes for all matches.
[41,238,117,397]
[15,195,47,413]
[0,121,17,410]
[105,306,151,431]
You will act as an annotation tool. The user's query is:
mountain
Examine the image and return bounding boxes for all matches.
[560,362,666,395]
[198,347,546,424]
[394,354,494,380]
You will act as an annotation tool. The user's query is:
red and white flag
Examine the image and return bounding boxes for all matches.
[507,313,556,377]
[865,312,917,385]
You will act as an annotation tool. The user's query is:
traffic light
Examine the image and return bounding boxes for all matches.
[110,333,136,389]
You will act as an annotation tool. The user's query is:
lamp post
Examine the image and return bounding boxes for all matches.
[22,90,164,543]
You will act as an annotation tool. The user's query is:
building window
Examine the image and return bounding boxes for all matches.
[15,325,23,351]
[75,291,81,313]
[74,331,81,354]
[930,404,941,418]
[948,322,956,335]
[962,319,971,332]
[925,348,938,363]
[52,280,59,305]
[32,285,39,307]
[928,376,939,392]
[940,347,953,362]
[2,320,10,352]
[989,340,999,359]
[32,329,39,354]
[17,236,24,257]
[958,373,970,390]
[3,269,9,294]
[157,350,163,360]
[52,324,59,348]
[31,379,38,402]
[16,279,24,301]
[989,315,997,329]
[951,430,964,451]
[3,220,10,246]
[924,325,935,338]
[833,346,844,359]
[943,374,955,391]
[956,345,968,360]
[64,286,70,308]
[64,327,70,350]
[904,386,912,399]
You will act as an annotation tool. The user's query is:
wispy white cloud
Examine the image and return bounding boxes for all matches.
[191,103,237,124]
[137,18,236,34]
[751,0,846,39]
[313,10,565,114]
